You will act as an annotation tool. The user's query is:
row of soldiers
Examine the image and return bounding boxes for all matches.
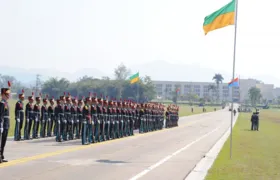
[14,91,180,145]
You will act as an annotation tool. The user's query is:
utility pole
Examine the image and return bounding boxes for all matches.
[35,74,42,96]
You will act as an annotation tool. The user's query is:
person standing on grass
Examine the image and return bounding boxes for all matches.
[0,81,11,163]
[251,112,258,131]
[255,110,259,131]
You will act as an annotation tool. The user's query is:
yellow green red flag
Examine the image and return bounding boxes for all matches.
[130,72,139,84]
[203,0,235,35]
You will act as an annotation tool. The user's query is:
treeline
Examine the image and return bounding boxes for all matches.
[8,64,156,102]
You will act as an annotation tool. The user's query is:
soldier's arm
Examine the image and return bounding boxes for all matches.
[15,102,19,119]
[0,103,4,128]
[25,104,29,119]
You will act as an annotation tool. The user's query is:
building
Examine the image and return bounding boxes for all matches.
[239,79,258,102]
[273,88,280,99]
[153,78,280,103]
[153,80,240,102]
[256,83,274,101]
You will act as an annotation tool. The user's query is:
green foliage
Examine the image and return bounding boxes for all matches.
[206,110,280,180]
[40,64,156,101]
[0,74,25,95]
[248,87,262,107]
[212,73,224,101]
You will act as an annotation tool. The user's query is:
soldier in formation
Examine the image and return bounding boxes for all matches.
[14,89,24,141]
[0,81,11,163]
[165,104,179,128]
[13,92,180,145]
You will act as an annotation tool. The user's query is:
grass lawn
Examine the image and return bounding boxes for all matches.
[6,99,221,136]
[206,110,280,180]
[179,105,221,117]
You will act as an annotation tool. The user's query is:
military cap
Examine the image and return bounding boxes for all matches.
[1,81,11,95]
[43,94,49,103]
[117,98,122,105]
[66,92,71,101]
[86,97,92,102]
[35,94,41,102]
[92,93,97,102]
[103,96,109,104]
[72,96,78,103]
[49,96,55,103]
[28,92,34,101]
[78,96,84,104]
[60,95,65,100]
[18,89,24,98]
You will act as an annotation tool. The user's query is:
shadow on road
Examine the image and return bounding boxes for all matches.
[96,159,129,164]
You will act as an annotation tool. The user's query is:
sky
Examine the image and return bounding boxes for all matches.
[0,0,280,82]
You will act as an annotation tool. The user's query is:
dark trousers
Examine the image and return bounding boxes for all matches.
[1,129,8,159]
[251,120,258,131]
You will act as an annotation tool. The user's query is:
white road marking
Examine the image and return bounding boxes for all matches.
[129,122,226,180]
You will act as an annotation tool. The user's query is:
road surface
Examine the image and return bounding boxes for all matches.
[0,107,234,180]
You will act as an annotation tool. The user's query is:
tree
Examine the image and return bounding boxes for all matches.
[114,63,131,99]
[248,87,262,107]
[208,84,216,104]
[41,77,70,98]
[212,73,224,102]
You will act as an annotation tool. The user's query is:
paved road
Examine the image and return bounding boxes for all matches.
[0,107,235,180]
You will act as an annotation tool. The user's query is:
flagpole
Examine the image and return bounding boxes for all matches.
[137,71,139,103]
[230,0,239,159]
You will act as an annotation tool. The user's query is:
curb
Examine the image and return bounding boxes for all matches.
[185,111,239,180]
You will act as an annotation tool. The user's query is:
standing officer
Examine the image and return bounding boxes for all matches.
[251,112,256,131]
[33,94,41,139]
[40,95,48,138]
[0,81,11,163]
[14,89,25,141]
[24,92,34,140]
[117,100,123,138]
[255,110,260,131]
[47,96,55,137]
[91,94,98,142]
[77,97,84,139]
[81,94,92,145]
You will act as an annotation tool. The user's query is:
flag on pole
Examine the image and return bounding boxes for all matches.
[228,77,239,87]
[130,72,139,84]
[203,0,235,35]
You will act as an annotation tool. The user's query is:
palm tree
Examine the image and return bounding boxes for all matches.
[212,74,224,102]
